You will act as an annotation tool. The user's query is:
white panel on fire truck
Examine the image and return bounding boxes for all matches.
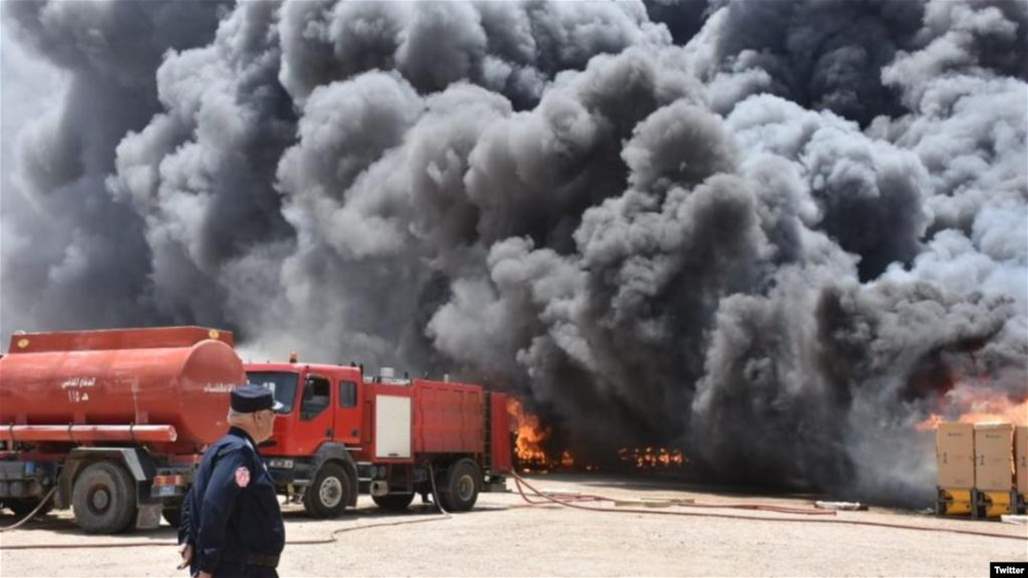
[375,395,411,459]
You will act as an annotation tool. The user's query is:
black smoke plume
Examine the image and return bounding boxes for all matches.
[2,0,1025,506]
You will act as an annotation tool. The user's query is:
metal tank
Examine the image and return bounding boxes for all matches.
[0,326,245,454]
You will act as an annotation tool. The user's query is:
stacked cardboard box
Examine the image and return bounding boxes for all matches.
[935,422,1028,517]
[973,423,1016,518]
[935,423,974,515]
[937,423,975,487]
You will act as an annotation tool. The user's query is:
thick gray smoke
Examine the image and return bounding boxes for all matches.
[3,0,1026,506]
[1,0,228,329]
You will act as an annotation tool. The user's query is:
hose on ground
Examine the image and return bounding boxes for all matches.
[514,480,834,516]
[0,487,58,533]
[3,472,1023,550]
[510,472,1028,543]
[426,462,451,517]
[0,466,455,551]
[0,513,453,551]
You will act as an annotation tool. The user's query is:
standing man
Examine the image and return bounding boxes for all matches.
[178,385,285,578]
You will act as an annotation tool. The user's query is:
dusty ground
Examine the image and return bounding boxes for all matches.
[1,473,1025,577]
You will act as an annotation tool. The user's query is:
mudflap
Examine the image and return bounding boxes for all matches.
[136,502,162,530]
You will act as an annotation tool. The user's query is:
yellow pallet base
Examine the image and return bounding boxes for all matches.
[937,488,972,516]
[976,490,1014,518]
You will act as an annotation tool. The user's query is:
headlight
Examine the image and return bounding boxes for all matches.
[268,459,295,469]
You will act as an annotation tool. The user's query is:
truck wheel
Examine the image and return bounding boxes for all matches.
[162,507,182,528]
[7,497,54,519]
[303,462,351,519]
[372,493,415,511]
[72,461,137,534]
[439,458,481,512]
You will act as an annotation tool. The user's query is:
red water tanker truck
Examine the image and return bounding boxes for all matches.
[0,327,244,533]
[245,361,513,516]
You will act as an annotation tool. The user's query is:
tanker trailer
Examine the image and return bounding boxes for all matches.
[0,326,244,533]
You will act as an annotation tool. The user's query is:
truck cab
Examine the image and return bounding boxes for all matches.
[245,362,364,517]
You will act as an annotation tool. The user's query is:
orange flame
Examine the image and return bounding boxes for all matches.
[915,414,944,432]
[506,398,686,472]
[916,384,1028,431]
[507,398,551,466]
[618,447,687,469]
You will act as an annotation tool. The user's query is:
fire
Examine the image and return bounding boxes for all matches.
[916,414,944,432]
[916,384,1028,431]
[618,447,687,469]
[505,399,585,470]
[507,398,552,466]
[505,398,687,472]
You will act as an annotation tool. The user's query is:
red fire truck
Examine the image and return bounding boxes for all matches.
[245,361,512,516]
[0,327,244,533]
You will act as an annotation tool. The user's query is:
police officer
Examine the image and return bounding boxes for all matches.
[178,385,285,578]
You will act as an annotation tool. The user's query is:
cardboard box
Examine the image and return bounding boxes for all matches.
[1016,426,1028,496]
[936,422,974,488]
[974,423,1014,491]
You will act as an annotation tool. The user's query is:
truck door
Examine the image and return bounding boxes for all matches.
[294,374,334,455]
[334,377,361,445]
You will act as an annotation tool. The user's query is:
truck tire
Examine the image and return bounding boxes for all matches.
[7,497,54,519]
[72,461,137,534]
[439,458,481,512]
[162,507,182,528]
[303,462,351,519]
[372,492,415,511]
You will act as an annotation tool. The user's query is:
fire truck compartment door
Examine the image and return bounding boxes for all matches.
[375,395,411,459]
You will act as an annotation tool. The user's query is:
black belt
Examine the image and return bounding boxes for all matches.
[246,554,279,568]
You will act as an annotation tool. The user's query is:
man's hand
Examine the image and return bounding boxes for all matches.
[176,543,193,570]
[196,573,212,578]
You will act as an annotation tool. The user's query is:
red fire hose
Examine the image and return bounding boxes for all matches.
[0,469,454,550]
[1,472,1023,551]
[510,472,1028,542]
[512,475,834,516]
[0,487,58,533]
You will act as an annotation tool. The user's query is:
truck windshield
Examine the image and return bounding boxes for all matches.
[246,372,298,413]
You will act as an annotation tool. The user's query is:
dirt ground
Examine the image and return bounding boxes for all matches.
[1,473,1025,577]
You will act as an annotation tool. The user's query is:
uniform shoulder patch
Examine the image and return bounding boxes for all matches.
[234,466,251,488]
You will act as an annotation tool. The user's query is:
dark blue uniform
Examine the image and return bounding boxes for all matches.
[179,427,284,578]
